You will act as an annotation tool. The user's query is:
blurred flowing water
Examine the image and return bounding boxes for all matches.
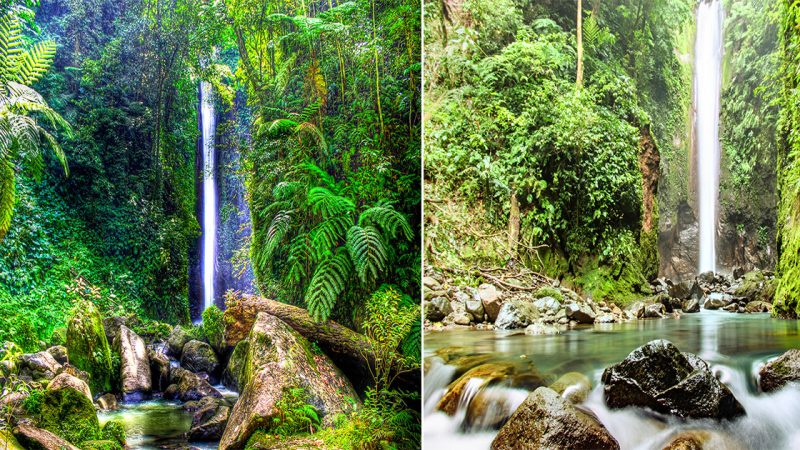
[200,81,217,313]
[424,311,800,449]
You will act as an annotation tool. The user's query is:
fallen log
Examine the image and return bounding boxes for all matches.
[223,293,419,394]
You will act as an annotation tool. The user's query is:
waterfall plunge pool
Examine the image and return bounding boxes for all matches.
[424,311,800,449]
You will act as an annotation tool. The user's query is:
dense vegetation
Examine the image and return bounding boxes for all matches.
[424,0,692,302]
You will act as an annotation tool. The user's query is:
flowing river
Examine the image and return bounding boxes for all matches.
[424,311,800,449]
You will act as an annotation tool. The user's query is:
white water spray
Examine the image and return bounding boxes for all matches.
[201,81,217,312]
[694,0,723,274]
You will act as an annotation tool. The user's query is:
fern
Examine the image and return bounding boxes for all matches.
[305,248,353,321]
[307,187,354,219]
[359,205,413,240]
[308,214,351,258]
[346,225,387,283]
[265,210,292,259]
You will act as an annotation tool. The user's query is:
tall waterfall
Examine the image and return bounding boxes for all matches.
[694,0,723,274]
[200,81,217,312]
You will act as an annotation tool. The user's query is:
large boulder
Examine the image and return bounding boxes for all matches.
[436,363,514,415]
[533,297,561,313]
[66,301,114,394]
[491,387,619,450]
[39,372,102,445]
[444,301,473,326]
[181,340,220,377]
[549,372,591,404]
[479,284,503,322]
[745,301,772,313]
[566,302,595,324]
[733,270,766,302]
[703,293,731,310]
[461,289,485,320]
[13,424,80,450]
[495,300,539,330]
[669,281,692,300]
[187,396,231,441]
[167,367,223,402]
[18,351,63,382]
[114,326,152,400]
[682,298,700,313]
[601,340,744,420]
[167,325,192,357]
[46,346,69,365]
[643,303,666,319]
[219,313,359,450]
[759,349,800,392]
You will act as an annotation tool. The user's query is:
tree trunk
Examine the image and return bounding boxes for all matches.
[508,191,520,257]
[223,293,418,394]
[576,0,584,88]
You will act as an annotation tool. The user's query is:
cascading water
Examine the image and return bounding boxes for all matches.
[694,0,724,274]
[200,81,217,312]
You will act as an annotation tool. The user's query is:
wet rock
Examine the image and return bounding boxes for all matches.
[669,281,692,300]
[218,313,358,450]
[187,396,231,441]
[148,348,170,392]
[423,276,441,290]
[689,281,705,302]
[682,298,700,313]
[491,387,619,450]
[115,325,152,400]
[595,314,615,324]
[464,387,523,430]
[643,303,666,319]
[463,289,485,320]
[533,297,560,313]
[13,424,80,450]
[549,372,591,404]
[655,293,673,313]
[66,301,114,394]
[437,363,514,415]
[566,303,595,324]
[703,293,732,310]
[733,266,746,279]
[18,351,62,382]
[222,340,249,391]
[46,346,68,365]
[722,303,739,312]
[495,300,539,330]
[170,367,223,402]
[524,323,560,335]
[167,325,192,357]
[759,349,800,392]
[181,340,220,377]
[102,316,127,345]
[629,301,645,319]
[661,430,745,450]
[697,271,716,284]
[479,283,503,322]
[601,340,745,420]
[96,393,119,411]
[425,297,452,322]
[445,301,474,326]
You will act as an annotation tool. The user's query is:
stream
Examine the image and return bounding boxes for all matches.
[424,310,800,449]
[98,385,238,449]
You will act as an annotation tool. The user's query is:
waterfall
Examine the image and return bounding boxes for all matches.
[694,0,724,274]
[200,81,217,312]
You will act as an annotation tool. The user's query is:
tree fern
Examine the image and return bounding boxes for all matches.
[305,248,353,321]
[346,225,387,284]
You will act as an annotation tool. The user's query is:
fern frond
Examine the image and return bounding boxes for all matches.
[295,161,336,189]
[272,181,305,201]
[0,12,22,84]
[287,233,313,284]
[346,225,387,284]
[265,210,291,259]
[307,187,354,219]
[305,249,353,321]
[358,205,413,240]
[267,118,299,137]
[0,159,15,239]
[401,320,421,363]
[309,214,351,257]
[13,40,56,85]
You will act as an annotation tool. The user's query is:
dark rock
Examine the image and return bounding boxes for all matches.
[745,301,772,313]
[18,351,62,382]
[222,340,249,391]
[187,396,231,441]
[643,303,665,319]
[148,348,170,392]
[697,271,716,284]
[170,367,223,402]
[733,266,746,279]
[181,340,220,377]
[425,297,452,322]
[656,293,673,313]
[437,363,514,415]
[102,317,127,345]
[689,281,705,302]
[491,387,619,450]
[669,281,692,300]
[601,340,745,420]
[96,393,119,411]
[566,303,595,324]
[759,349,800,392]
[495,300,540,330]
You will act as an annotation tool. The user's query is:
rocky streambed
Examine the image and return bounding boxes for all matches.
[424,267,799,449]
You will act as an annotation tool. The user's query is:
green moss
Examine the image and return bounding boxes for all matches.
[50,327,67,347]
[639,227,659,281]
[572,257,650,307]
[22,388,45,415]
[38,384,101,445]
[226,339,250,390]
[0,430,24,450]
[101,420,126,447]
[201,305,226,353]
[533,286,563,303]
[65,300,115,394]
[78,440,123,450]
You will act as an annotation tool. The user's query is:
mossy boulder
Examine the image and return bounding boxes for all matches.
[66,301,115,394]
[734,270,771,302]
[759,349,800,392]
[181,340,220,377]
[39,373,102,446]
[78,440,122,450]
[166,325,191,357]
[218,313,359,450]
[222,339,250,391]
[100,420,126,447]
[167,367,223,402]
[13,424,80,450]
